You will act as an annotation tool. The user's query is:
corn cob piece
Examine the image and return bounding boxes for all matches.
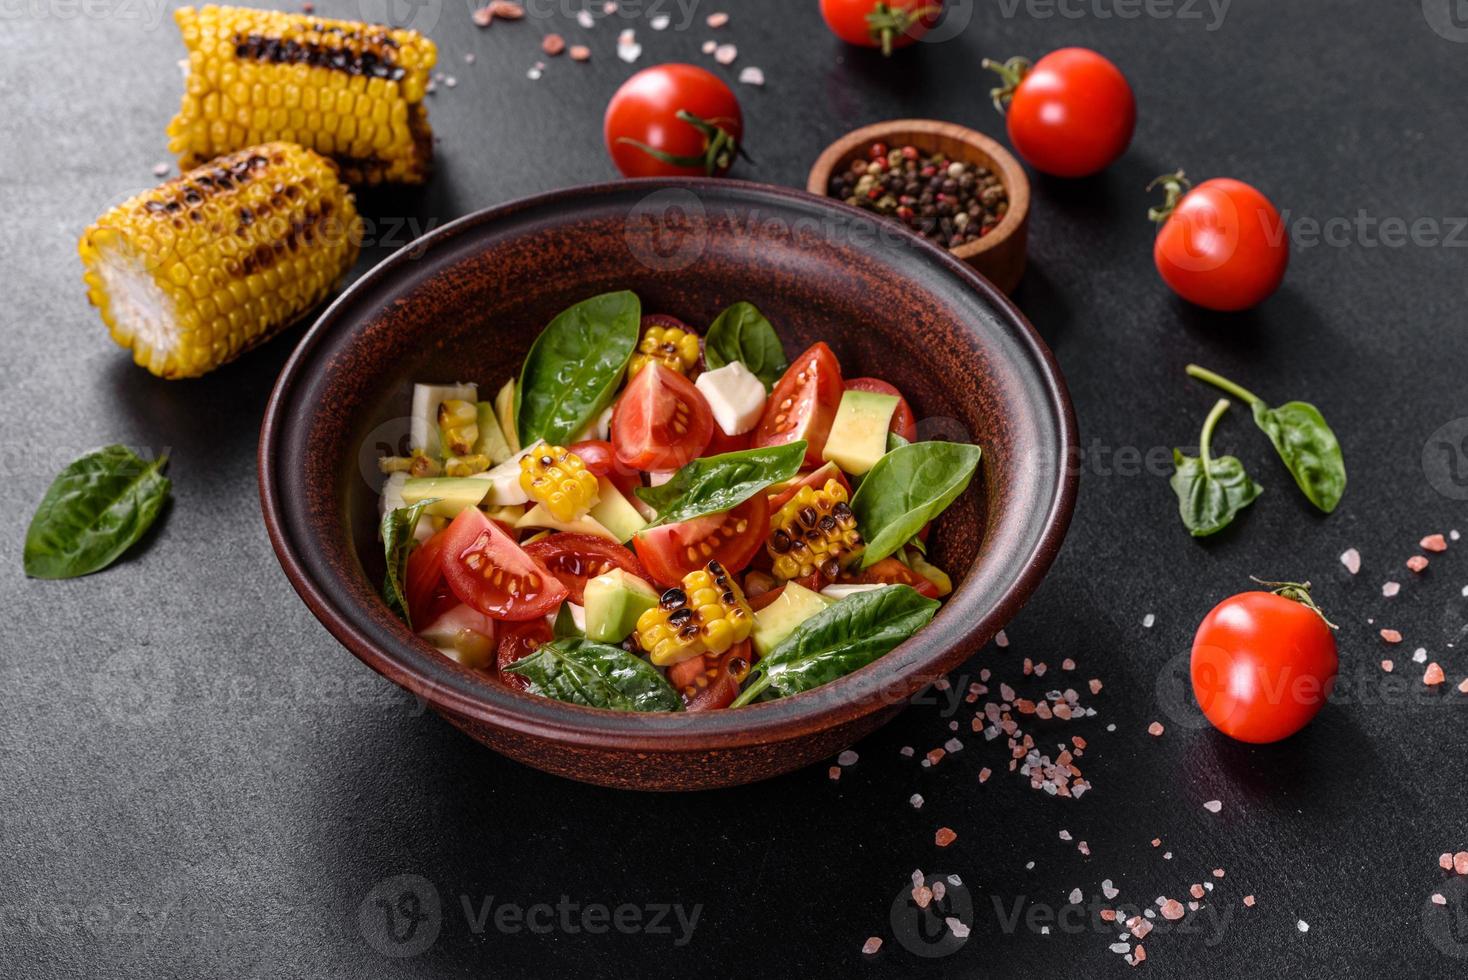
[518,446,600,523]
[766,478,865,581]
[635,560,753,666]
[168,5,437,185]
[629,319,701,378]
[79,143,361,379]
[438,400,479,457]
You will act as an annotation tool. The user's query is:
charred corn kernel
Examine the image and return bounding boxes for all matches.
[628,324,701,377]
[518,446,599,523]
[168,5,436,185]
[438,399,479,457]
[767,479,865,581]
[443,454,491,477]
[78,142,360,379]
[408,452,442,478]
[635,560,753,666]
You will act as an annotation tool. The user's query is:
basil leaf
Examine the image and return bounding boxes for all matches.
[732,586,939,705]
[506,638,683,712]
[850,441,982,567]
[635,441,806,527]
[23,445,171,580]
[517,291,641,446]
[1170,398,1261,537]
[381,499,436,627]
[704,301,788,391]
[1250,401,1345,514]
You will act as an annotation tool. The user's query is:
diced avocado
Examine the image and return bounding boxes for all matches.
[494,378,520,454]
[401,477,491,518]
[752,582,833,657]
[904,550,952,597]
[584,568,660,643]
[474,401,514,465]
[822,389,900,476]
[410,383,477,459]
[588,477,648,543]
[820,583,889,601]
[516,504,618,542]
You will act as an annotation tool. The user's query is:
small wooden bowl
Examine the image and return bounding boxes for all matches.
[808,119,1030,295]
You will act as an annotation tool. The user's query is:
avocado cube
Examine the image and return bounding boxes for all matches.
[400,477,491,518]
[584,568,661,643]
[822,389,900,475]
[588,478,648,543]
[752,581,833,657]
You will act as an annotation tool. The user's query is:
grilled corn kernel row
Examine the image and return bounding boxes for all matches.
[636,561,753,666]
[518,446,600,522]
[629,322,701,377]
[168,5,437,185]
[437,400,479,457]
[79,143,361,379]
[767,479,866,581]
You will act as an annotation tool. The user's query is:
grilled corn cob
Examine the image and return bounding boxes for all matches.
[79,143,361,379]
[629,319,701,377]
[635,561,753,666]
[168,5,437,185]
[766,478,865,581]
[518,446,600,523]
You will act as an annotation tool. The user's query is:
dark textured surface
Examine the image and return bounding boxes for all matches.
[4,1,1467,977]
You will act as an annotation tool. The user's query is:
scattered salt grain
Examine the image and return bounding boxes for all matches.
[1026,861,1035,870]
[151,161,170,177]
[649,13,670,30]
[1414,647,1428,664]
[1443,853,1456,871]
[1204,800,1223,813]
[1455,851,1468,874]
[617,32,642,62]
[1110,942,1131,954]
[935,827,957,847]
[1148,722,1165,737]
[978,767,992,783]
[932,881,946,901]
[1142,613,1156,628]
[1068,888,1083,904]
[828,766,841,780]
[1160,899,1185,920]
[702,39,717,53]
[910,793,923,809]
[1213,868,1225,878]
[1062,658,1076,671]
[491,0,524,17]
[569,45,591,61]
[900,746,914,757]
[946,917,970,938]
[602,1,617,12]
[1380,629,1403,644]
[1382,660,1394,672]
[995,630,1010,648]
[542,33,566,55]
[1340,548,1361,574]
[1059,830,1072,841]
[707,11,729,27]
[444,76,457,87]
[1408,555,1430,573]
[837,749,859,766]
[944,738,963,753]
[862,936,882,955]
[526,63,544,79]
[912,885,932,908]
[1422,533,1448,552]
[577,9,595,28]
[1432,894,1447,906]
[1383,581,1401,597]
[1078,841,1091,856]
[472,6,494,26]
[1163,851,1173,860]
[1458,678,1468,694]
[1102,880,1119,899]
[1297,919,1309,933]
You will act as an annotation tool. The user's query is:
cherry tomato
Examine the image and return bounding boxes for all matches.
[667,640,753,711]
[1150,172,1289,312]
[522,533,647,605]
[405,528,458,628]
[1190,583,1338,743]
[753,342,844,467]
[633,495,770,587]
[604,64,743,178]
[497,618,554,691]
[440,508,569,621]
[985,48,1135,177]
[845,377,918,443]
[847,557,942,599]
[567,439,642,499]
[704,425,753,457]
[767,461,852,512]
[612,362,715,472]
[820,0,943,55]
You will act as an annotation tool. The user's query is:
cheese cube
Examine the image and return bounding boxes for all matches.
[695,361,767,436]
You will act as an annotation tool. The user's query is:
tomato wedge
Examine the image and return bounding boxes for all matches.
[845,377,918,443]
[567,439,642,500]
[406,528,458,628]
[441,508,569,621]
[612,362,714,471]
[668,640,753,711]
[753,342,843,466]
[703,425,752,456]
[523,533,647,604]
[497,618,554,691]
[767,461,853,511]
[633,494,770,587]
[847,557,942,600]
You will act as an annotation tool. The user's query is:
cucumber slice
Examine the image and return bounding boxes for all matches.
[401,477,491,518]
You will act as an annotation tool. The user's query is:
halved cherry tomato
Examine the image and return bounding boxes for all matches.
[567,439,642,499]
[668,640,753,711]
[753,342,844,466]
[604,64,743,178]
[633,494,770,587]
[612,362,714,472]
[441,508,569,621]
[847,557,942,599]
[768,461,853,512]
[845,377,918,443]
[523,533,647,604]
[406,528,458,628]
[747,584,785,612]
[704,425,752,456]
[497,618,554,691]
[819,0,943,56]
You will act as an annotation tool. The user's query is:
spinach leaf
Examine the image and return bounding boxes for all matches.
[732,585,939,705]
[381,499,437,627]
[517,291,641,446]
[636,441,806,526]
[1186,364,1345,514]
[850,441,982,567]
[1170,399,1262,537]
[886,431,910,453]
[506,638,683,712]
[703,301,788,391]
[23,445,171,579]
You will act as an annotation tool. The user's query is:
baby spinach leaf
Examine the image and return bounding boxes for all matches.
[1186,364,1346,514]
[1170,399,1262,537]
[886,431,910,453]
[517,291,641,446]
[636,441,806,527]
[23,445,171,580]
[381,499,437,627]
[506,638,683,712]
[703,301,788,391]
[850,441,982,567]
[731,585,939,705]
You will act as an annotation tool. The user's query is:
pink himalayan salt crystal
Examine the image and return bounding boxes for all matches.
[1407,555,1430,573]
[862,936,882,955]
[1422,533,1448,552]
[1339,548,1360,574]
[1380,628,1403,644]
[1425,663,1446,686]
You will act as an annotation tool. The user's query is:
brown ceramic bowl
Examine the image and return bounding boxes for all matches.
[259,179,1075,791]
[807,119,1030,295]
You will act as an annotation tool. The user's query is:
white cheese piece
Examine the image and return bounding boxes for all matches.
[568,603,586,633]
[820,584,890,601]
[647,470,677,487]
[695,361,766,435]
[470,441,542,506]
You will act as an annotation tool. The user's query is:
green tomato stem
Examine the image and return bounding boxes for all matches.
[730,670,772,708]
[1147,170,1192,225]
[1186,364,1264,408]
[1248,576,1340,630]
[981,55,1032,114]
[1198,398,1231,468]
